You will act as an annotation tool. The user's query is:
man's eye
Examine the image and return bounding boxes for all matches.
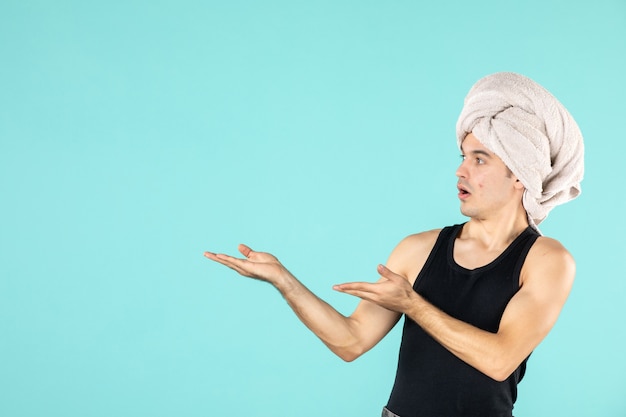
[476,158,485,164]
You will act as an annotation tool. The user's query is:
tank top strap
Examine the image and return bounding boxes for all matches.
[413,224,463,291]
[511,227,541,278]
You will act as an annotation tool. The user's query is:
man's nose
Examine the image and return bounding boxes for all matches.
[456,161,468,178]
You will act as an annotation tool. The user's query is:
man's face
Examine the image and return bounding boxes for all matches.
[456,133,523,219]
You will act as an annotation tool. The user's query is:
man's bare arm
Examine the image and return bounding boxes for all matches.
[204,243,406,361]
[334,237,575,381]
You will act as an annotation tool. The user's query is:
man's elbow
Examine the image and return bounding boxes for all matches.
[487,367,513,383]
[484,357,523,382]
[338,352,359,362]
[331,344,366,362]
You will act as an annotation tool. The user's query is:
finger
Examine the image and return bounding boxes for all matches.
[204,251,240,263]
[204,252,255,277]
[205,251,246,269]
[204,252,234,269]
[377,264,406,282]
[215,253,251,269]
[238,244,253,258]
[335,287,378,303]
[333,282,378,292]
[204,251,225,262]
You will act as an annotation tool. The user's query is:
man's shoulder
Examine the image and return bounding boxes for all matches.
[387,228,444,282]
[530,235,574,261]
[400,228,443,246]
[523,235,576,285]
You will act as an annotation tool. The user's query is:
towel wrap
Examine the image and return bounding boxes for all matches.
[456,72,584,232]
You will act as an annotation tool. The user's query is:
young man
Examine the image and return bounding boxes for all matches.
[204,73,584,417]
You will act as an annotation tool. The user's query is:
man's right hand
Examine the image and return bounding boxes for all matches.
[204,244,291,288]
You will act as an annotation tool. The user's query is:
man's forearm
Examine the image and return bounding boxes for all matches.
[273,271,364,361]
[404,293,515,381]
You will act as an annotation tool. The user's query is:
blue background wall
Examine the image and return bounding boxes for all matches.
[1,1,624,416]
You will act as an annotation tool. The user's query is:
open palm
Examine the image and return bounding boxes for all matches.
[204,244,288,284]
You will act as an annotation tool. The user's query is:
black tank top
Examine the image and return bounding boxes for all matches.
[386,224,540,417]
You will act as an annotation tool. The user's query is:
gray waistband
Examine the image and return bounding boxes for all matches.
[381,407,401,417]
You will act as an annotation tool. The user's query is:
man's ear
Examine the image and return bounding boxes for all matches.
[513,178,525,190]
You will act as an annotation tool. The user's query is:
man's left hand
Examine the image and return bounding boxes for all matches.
[333,265,417,313]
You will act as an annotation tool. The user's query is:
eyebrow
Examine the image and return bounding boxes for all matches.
[461,147,493,159]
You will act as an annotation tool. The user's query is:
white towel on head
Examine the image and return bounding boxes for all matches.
[456,72,584,233]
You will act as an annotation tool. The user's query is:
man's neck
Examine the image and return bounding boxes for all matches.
[461,211,530,251]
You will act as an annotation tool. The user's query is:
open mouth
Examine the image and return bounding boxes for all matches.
[457,184,471,198]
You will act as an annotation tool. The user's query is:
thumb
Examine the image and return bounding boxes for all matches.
[377,264,404,282]
[238,244,254,258]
